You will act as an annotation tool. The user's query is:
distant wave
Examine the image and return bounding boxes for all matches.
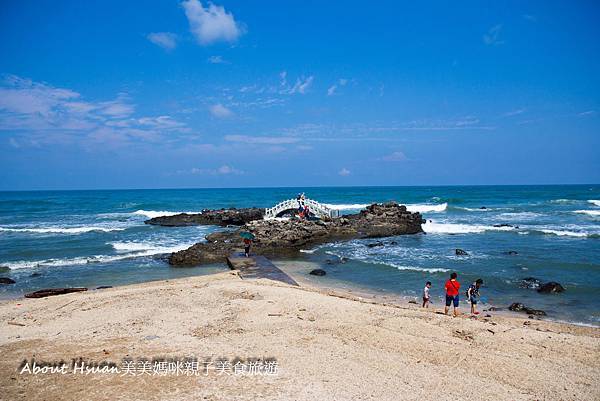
[110,241,195,254]
[496,212,541,220]
[0,225,126,235]
[6,242,194,270]
[573,210,600,217]
[422,221,515,234]
[406,203,447,213]
[133,210,196,219]
[588,200,600,207]
[322,203,371,211]
[538,229,589,238]
[550,199,579,204]
[453,206,490,212]
[374,261,449,274]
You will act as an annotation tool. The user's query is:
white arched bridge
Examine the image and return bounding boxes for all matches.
[264,198,340,220]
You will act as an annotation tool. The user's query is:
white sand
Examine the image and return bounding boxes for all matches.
[1,271,599,401]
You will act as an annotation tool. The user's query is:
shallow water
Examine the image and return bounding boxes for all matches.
[0,185,598,325]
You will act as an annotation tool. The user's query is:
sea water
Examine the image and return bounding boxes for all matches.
[0,186,599,326]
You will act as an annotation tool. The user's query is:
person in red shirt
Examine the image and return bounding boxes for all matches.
[444,272,461,316]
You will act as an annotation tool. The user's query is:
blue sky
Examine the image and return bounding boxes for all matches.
[0,0,599,190]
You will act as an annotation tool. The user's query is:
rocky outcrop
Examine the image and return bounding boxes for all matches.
[538,282,565,294]
[169,202,424,266]
[25,287,88,298]
[508,302,546,316]
[309,269,327,276]
[145,208,265,227]
[0,277,16,284]
[455,248,469,256]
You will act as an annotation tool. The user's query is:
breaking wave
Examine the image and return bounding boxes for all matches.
[322,203,371,211]
[0,225,126,235]
[405,203,447,213]
[422,221,515,234]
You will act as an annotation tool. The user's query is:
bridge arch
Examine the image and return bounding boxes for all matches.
[264,198,339,220]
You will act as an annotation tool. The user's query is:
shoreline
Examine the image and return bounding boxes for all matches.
[2,258,599,329]
[1,270,598,400]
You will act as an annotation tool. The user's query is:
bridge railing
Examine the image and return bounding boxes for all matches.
[265,198,339,219]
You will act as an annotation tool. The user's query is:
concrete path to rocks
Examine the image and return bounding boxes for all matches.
[226,253,299,287]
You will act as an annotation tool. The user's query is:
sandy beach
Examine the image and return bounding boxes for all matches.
[1,270,598,401]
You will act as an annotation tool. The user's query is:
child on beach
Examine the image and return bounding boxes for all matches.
[444,272,461,316]
[422,281,432,308]
[467,278,483,315]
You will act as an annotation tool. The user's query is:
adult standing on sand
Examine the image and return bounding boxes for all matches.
[444,272,461,316]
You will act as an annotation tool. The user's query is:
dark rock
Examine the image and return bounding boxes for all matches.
[169,202,424,267]
[95,286,113,290]
[25,287,88,298]
[507,250,518,255]
[480,206,487,210]
[367,241,384,248]
[408,300,417,304]
[455,248,469,256]
[538,281,565,294]
[0,277,16,284]
[493,224,513,228]
[0,265,10,273]
[389,241,398,245]
[508,302,546,316]
[309,269,327,276]
[145,208,265,227]
[30,272,42,277]
[486,307,502,311]
[520,277,541,289]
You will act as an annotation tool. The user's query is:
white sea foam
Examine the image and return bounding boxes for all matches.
[539,229,589,238]
[422,221,515,234]
[405,203,447,213]
[456,207,490,212]
[6,242,195,270]
[299,249,317,254]
[133,210,200,219]
[587,200,600,207]
[497,212,541,220]
[376,261,449,273]
[0,226,126,234]
[322,203,371,211]
[573,210,600,217]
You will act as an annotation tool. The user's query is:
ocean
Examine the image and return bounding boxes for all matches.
[0,185,599,326]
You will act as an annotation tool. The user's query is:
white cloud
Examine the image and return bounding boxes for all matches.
[279,71,287,86]
[8,138,20,148]
[182,0,244,45]
[224,135,299,144]
[147,32,177,50]
[381,151,407,162]
[483,24,504,45]
[578,110,596,117]
[209,103,234,118]
[327,85,337,96]
[338,168,351,176]
[289,76,314,94]
[0,75,188,147]
[503,108,525,117]
[208,55,227,64]
[187,164,243,175]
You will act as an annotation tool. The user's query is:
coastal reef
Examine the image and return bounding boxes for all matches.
[145,208,264,227]
[169,203,424,266]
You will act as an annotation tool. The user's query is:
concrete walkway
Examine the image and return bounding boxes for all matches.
[226,253,299,286]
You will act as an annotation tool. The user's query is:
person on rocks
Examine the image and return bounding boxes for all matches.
[422,281,432,308]
[444,272,461,317]
[467,278,483,315]
[303,204,310,220]
[243,238,252,258]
